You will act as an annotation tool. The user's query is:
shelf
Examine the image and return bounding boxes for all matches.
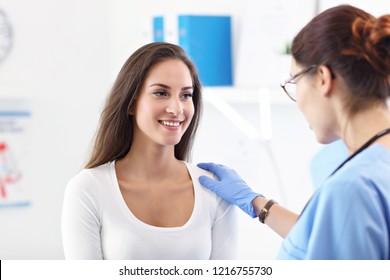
[203,86,292,105]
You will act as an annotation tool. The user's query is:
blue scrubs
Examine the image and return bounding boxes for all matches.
[277,144,390,259]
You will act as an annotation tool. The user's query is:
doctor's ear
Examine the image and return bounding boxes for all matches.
[318,65,334,97]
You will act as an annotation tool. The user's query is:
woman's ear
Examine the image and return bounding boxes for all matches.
[318,65,334,98]
[128,100,136,115]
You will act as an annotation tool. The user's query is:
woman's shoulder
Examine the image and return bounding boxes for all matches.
[183,162,215,179]
[65,162,113,195]
[184,161,233,209]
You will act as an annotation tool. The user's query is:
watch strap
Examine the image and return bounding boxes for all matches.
[258,199,277,224]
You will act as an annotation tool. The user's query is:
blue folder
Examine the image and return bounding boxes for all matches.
[153,15,233,86]
[153,16,164,42]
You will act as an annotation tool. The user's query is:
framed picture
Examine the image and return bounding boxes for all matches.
[0,99,32,208]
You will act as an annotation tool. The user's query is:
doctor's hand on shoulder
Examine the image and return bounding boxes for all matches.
[198,162,299,238]
[197,162,263,218]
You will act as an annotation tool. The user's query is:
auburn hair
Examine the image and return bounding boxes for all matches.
[291,5,390,114]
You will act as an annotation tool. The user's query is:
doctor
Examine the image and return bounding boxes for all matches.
[198,4,390,259]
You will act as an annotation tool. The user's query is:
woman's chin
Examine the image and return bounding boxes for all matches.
[315,133,340,145]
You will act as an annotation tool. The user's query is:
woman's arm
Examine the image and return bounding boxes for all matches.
[62,175,103,259]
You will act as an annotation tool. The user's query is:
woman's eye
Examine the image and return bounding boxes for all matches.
[182,93,193,99]
[154,91,167,97]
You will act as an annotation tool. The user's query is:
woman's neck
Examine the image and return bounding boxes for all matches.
[341,105,390,154]
[116,140,183,183]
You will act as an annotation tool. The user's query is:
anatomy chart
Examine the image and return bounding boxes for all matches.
[0,99,31,208]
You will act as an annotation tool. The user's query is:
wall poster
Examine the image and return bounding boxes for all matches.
[0,99,32,208]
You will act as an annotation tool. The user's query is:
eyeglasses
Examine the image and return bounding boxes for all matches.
[280,65,317,102]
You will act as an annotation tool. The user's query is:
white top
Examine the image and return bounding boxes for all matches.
[61,161,237,259]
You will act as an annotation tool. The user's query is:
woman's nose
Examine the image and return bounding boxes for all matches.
[166,97,183,115]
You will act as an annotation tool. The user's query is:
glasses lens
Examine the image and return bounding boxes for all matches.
[284,82,296,101]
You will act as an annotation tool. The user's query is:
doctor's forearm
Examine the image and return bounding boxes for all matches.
[252,196,298,238]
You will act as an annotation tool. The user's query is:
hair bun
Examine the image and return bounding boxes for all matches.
[351,15,390,76]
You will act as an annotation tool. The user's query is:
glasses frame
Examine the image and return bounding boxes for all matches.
[280,64,317,102]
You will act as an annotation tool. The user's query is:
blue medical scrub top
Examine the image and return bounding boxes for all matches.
[309,139,348,189]
[277,144,390,259]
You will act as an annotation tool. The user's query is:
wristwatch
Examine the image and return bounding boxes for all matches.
[258,199,277,224]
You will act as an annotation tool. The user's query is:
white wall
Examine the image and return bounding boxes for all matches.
[193,96,319,258]
[0,0,388,260]
[0,0,111,259]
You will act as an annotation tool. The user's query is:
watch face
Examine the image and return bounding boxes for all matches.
[0,9,12,63]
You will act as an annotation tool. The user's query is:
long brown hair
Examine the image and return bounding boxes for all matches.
[291,5,390,114]
[86,42,202,168]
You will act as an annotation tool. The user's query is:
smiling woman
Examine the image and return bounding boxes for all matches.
[61,42,237,260]
[132,59,195,148]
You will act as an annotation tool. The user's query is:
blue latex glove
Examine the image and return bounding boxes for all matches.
[197,162,263,218]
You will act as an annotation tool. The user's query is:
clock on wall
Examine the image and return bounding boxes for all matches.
[0,9,13,63]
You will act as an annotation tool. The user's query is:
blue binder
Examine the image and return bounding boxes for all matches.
[178,15,232,86]
[153,16,164,42]
[153,15,233,86]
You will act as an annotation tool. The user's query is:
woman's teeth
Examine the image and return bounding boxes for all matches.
[159,120,180,127]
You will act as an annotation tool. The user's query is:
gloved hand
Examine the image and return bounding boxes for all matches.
[197,162,263,218]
